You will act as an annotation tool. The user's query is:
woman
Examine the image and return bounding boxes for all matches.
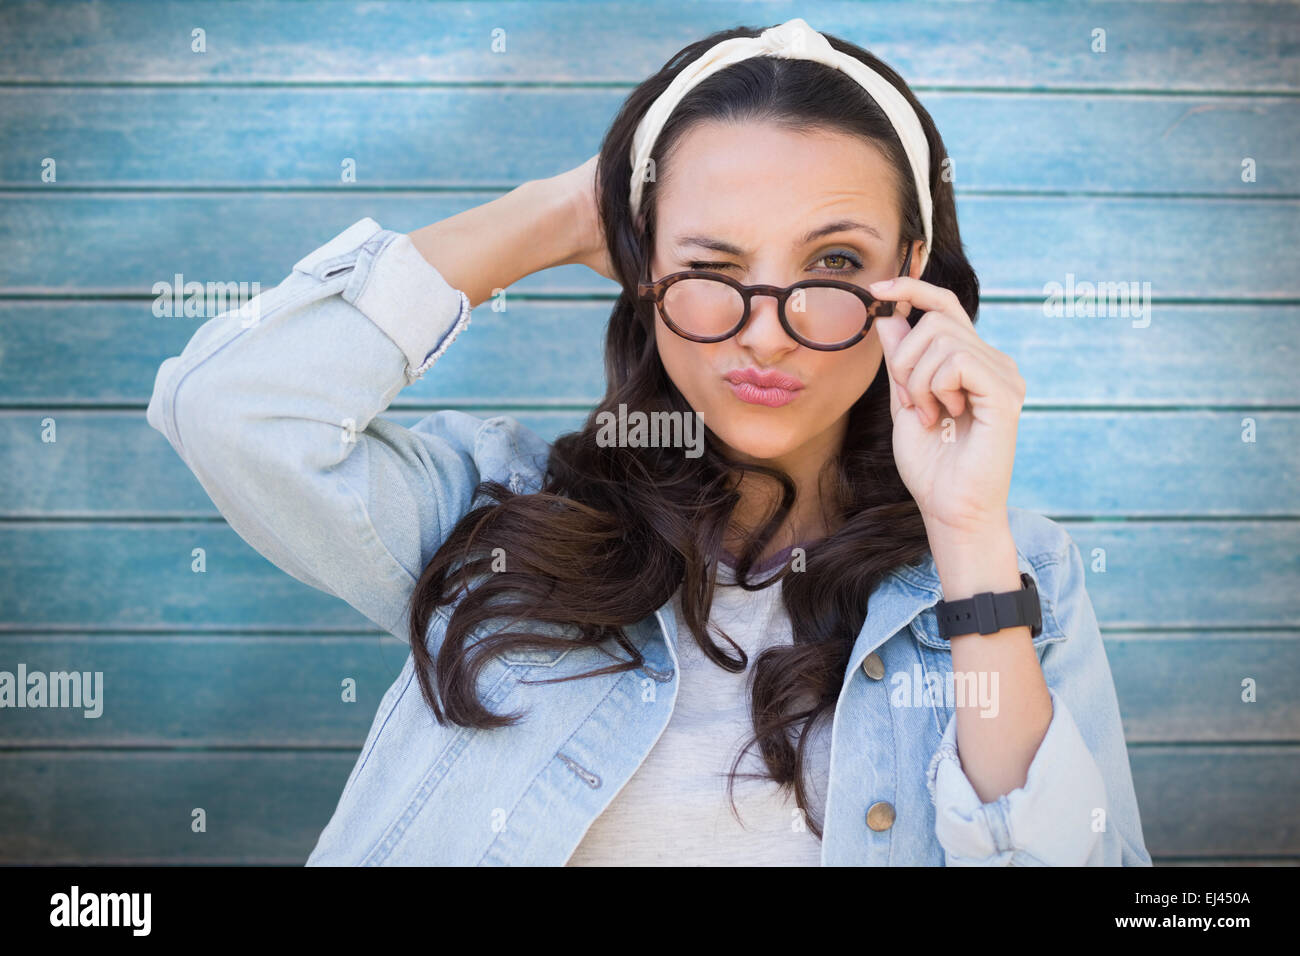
[147,18,1151,866]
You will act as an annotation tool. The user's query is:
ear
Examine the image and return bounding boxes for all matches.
[633,203,651,238]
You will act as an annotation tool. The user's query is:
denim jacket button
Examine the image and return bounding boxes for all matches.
[866,801,896,831]
[860,652,885,680]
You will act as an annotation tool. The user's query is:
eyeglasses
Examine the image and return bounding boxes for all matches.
[636,244,913,351]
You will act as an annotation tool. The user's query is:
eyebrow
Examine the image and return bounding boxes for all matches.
[673,219,884,256]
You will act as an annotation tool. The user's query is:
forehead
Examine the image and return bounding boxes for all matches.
[655,119,902,242]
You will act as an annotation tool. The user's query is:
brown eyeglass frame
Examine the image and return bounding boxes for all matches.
[636,243,914,351]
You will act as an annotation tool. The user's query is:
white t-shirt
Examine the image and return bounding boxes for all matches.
[566,552,830,866]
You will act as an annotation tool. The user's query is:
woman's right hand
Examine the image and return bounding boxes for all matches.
[408,154,617,308]
[551,155,617,282]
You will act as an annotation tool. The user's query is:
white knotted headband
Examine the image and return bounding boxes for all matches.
[628,16,932,272]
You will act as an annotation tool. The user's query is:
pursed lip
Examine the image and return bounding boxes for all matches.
[723,367,805,407]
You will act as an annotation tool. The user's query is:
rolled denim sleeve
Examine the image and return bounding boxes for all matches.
[300,218,473,385]
[146,218,491,638]
[925,530,1153,866]
[927,687,1108,865]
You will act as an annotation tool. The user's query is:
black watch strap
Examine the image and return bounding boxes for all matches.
[934,571,1043,640]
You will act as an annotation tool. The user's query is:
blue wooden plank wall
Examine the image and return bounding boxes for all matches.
[0,0,1297,865]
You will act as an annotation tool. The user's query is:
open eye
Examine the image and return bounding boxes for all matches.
[814,251,863,273]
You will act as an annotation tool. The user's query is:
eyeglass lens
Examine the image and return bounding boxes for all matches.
[662,280,872,347]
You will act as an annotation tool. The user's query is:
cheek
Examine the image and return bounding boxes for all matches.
[794,347,884,427]
[654,317,721,405]
[833,333,887,397]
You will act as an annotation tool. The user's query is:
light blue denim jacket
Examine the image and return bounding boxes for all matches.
[147,218,1152,867]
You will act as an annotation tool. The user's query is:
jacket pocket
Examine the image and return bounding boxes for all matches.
[500,646,574,667]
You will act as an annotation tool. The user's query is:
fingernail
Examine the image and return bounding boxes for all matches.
[870,278,894,291]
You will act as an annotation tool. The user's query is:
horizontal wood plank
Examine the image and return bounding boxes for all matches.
[0,633,410,747]
[0,631,1294,747]
[0,751,352,863]
[1131,746,1300,859]
[1105,633,1300,743]
[0,745,1291,862]
[1057,520,1300,630]
[1,194,1296,298]
[0,521,1294,630]
[2,410,1297,517]
[4,88,1294,193]
[0,1,1294,92]
[3,301,1297,408]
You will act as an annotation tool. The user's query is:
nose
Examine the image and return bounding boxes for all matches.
[734,288,799,360]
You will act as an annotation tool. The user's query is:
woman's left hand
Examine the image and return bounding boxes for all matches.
[867,276,1026,536]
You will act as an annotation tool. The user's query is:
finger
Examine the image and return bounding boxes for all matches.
[885,310,978,420]
[868,276,972,329]
[896,314,1006,409]
[875,319,908,423]
[889,374,906,424]
[927,351,970,423]
[873,313,911,381]
[905,334,964,427]
[931,349,1008,424]
[874,314,925,425]
[889,311,956,396]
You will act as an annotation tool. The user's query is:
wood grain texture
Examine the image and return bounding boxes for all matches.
[0,632,1293,747]
[1,1,1295,91]
[0,521,1295,630]
[0,746,1291,862]
[0,633,411,747]
[3,301,1298,407]
[4,88,1296,193]
[1131,746,1300,859]
[2,194,1297,297]
[2,410,1297,516]
[0,0,1296,864]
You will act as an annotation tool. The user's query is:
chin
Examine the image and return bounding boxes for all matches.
[709,419,806,463]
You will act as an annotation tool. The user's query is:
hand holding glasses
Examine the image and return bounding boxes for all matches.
[637,244,914,351]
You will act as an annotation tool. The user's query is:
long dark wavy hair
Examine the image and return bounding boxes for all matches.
[406,24,979,837]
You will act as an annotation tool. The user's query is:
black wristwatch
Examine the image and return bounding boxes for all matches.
[934,572,1042,641]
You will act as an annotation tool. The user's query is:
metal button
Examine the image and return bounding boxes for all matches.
[860,652,885,680]
[866,801,896,831]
